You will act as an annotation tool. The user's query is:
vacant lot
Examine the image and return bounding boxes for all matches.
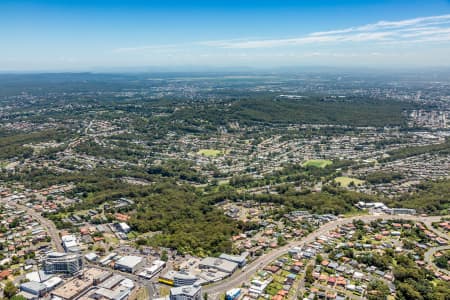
[335,176,365,187]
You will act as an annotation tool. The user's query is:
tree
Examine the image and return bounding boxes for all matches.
[315,254,323,264]
[3,280,18,299]
[305,265,314,284]
[435,252,449,270]
[161,250,168,262]
[277,235,287,246]
[367,279,389,300]
[397,283,423,300]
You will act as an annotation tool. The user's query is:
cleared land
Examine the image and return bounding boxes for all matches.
[198,149,223,157]
[302,159,332,168]
[335,176,365,187]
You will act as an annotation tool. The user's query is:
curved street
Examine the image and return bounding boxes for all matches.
[424,245,450,276]
[204,214,448,298]
[0,198,64,252]
[1,195,448,299]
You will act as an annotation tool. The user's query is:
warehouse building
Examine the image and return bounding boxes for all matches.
[114,256,143,273]
[219,252,248,267]
[199,257,238,274]
[20,281,47,298]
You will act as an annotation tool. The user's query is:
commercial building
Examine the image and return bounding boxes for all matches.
[114,256,143,273]
[138,260,166,279]
[20,281,47,297]
[356,202,388,210]
[159,270,177,286]
[170,285,202,300]
[386,208,416,215]
[173,272,199,287]
[219,252,248,267]
[25,270,53,283]
[355,202,416,215]
[44,252,83,275]
[99,252,117,266]
[51,268,110,300]
[199,257,238,274]
[61,235,80,253]
[84,252,99,262]
[43,276,63,290]
[89,274,134,300]
[90,287,131,300]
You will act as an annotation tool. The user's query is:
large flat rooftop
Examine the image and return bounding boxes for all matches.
[51,268,109,300]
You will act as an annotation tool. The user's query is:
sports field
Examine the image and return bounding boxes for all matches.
[302,159,332,168]
[197,149,223,157]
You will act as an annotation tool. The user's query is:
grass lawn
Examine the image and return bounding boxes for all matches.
[217,179,229,186]
[335,176,365,187]
[302,159,332,168]
[273,274,285,283]
[127,231,139,239]
[197,149,223,157]
[266,282,283,296]
[104,233,119,245]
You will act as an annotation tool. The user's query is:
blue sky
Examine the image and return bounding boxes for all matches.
[1,0,450,71]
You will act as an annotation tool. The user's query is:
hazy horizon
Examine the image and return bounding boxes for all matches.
[2,0,450,71]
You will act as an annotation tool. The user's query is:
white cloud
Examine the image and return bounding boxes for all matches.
[312,14,450,36]
[109,14,450,69]
[203,14,450,49]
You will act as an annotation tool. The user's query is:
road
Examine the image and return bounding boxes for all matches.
[422,219,449,240]
[1,195,448,299]
[424,245,450,276]
[292,260,312,300]
[204,214,448,298]
[85,262,158,298]
[0,198,64,252]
